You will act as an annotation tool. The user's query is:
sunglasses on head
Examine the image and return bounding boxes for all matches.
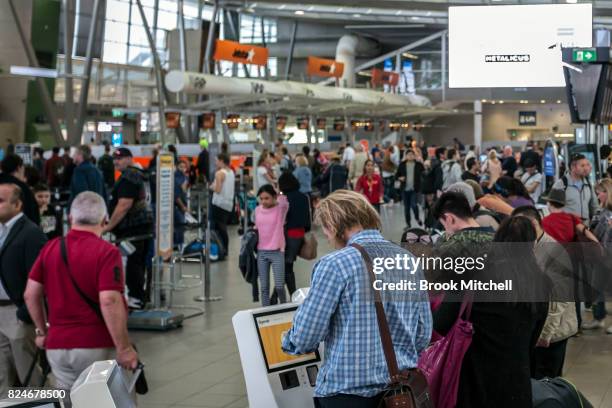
[403,232,432,244]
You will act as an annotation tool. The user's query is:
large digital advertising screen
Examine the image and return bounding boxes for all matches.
[449,4,592,88]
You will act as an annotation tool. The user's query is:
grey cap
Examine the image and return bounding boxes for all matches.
[445,182,477,208]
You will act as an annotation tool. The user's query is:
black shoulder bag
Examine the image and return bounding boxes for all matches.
[59,238,148,395]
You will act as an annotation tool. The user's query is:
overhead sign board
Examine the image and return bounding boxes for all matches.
[519,111,537,126]
[165,112,181,129]
[307,57,344,78]
[15,144,32,165]
[200,113,215,129]
[371,68,399,87]
[572,48,597,63]
[156,153,174,258]
[449,4,592,88]
[213,39,269,66]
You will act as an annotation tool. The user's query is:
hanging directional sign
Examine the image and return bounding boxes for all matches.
[307,57,344,78]
[213,39,269,66]
[371,68,400,87]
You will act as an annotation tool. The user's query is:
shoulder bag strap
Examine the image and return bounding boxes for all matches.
[350,243,401,381]
[60,238,104,321]
[458,291,473,321]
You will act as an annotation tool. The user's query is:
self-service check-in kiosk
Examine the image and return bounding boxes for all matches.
[233,304,322,408]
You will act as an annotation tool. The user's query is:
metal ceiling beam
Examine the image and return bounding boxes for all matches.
[8,0,64,146]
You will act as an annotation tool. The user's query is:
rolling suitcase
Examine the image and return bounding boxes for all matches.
[127,309,184,331]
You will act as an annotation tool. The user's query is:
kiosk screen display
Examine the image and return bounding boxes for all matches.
[253,308,321,373]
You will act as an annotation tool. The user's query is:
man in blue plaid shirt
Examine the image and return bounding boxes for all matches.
[282,190,432,408]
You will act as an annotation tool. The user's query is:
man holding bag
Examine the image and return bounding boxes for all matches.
[282,190,432,408]
[24,192,138,390]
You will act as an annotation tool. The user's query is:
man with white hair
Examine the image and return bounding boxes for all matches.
[24,191,138,390]
[502,145,518,177]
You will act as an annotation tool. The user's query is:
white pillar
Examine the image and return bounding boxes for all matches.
[474,100,482,152]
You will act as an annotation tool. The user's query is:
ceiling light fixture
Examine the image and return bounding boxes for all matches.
[540,100,546,103]
[294,10,304,15]
[353,13,361,18]
[499,100,504,104]
[557,100,562,103]
[412,16,421,20]
[481,99,487,103]
[566,0,578,3]
[402,52,419,59]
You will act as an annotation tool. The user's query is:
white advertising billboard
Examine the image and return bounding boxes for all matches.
[449,4,592,88]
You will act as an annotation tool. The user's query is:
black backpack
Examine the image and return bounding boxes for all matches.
[98,154,115,186]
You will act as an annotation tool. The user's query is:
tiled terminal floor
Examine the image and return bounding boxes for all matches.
[133,205,612,408]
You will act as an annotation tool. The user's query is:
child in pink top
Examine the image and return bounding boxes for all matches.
[255,185,289,306]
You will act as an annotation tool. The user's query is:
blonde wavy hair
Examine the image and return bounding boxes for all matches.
[315,189,381,241]
[596,178,612,210]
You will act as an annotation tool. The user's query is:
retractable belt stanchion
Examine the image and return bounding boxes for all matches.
[166,187,205,319]
[241,167,249,234]
[127,153,185,330]
[194,186,222,302]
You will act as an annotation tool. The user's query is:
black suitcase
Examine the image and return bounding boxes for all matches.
[532,377,593,408]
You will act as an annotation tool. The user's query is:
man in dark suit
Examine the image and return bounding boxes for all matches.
[0,183,47,395]
[0,154,40,225]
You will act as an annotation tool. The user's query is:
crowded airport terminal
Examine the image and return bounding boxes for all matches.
[2,0,612,407]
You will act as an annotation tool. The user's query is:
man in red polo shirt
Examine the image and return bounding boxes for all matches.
[24,191,138,390]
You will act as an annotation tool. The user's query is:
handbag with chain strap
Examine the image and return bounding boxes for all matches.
[351,243,434,408]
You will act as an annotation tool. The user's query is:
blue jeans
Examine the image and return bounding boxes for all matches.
[383,176,396,203]
[403,190,419,225]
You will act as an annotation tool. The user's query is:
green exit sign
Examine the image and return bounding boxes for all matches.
[112,108,124,117]
[572,48,597,62]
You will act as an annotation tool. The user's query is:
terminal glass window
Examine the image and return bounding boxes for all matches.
[102,0,208,67]
[217,15,277,78]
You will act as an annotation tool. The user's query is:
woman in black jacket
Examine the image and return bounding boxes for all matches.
[433,216,549,408]
[270,172,311,304]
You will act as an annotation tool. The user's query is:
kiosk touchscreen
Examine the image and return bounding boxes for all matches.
[233,304,322,408]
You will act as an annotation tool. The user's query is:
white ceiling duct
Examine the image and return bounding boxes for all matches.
[336,35,359,88]
[165,70,431,108]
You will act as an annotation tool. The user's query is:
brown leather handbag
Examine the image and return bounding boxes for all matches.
[351,243,434,408]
